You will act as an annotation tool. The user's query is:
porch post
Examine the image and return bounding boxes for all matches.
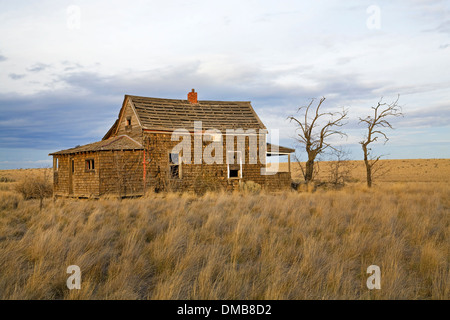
[288,154,291,173]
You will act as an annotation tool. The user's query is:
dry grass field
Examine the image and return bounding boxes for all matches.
[283,158,450,183]
[0,159,448,299]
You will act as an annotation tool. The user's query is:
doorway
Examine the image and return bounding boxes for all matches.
[69,157,74,195]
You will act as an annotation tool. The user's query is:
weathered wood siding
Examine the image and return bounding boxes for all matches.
[115,99,143,143]
[264,172,292,190]
[98,150,144,197]
[53,152,100,197]
[53,154,69,195]
[72,152,100,196]
[143,131,270,192]
[52,131,292,197]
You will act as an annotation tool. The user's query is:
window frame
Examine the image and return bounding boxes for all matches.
[54,157,59,171]
[125,116,132,127]
[85,158,95,172]
[227,150,242,179]
[168,152,182,179]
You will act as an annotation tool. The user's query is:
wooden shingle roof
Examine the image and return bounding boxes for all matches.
[127,95,266,131]
[49,135,143,155]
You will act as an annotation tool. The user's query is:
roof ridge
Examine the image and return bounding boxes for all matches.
[126,94,251,103]
[120,94,267,131]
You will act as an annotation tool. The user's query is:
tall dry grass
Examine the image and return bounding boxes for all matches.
[289,158,450,184]
[0,178,448,299]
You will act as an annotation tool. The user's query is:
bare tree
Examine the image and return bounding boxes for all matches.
[14,167,52,211]
[359,95,403,187]
[288,97,348,183]
[293,153,322,183]
[327,147,354,187]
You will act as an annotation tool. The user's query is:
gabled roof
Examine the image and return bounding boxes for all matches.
[49,135,143,155]
[102,119,118,140]
[124,95,267,131]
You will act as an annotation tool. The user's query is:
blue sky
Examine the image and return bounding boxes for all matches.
[0,0,449,169]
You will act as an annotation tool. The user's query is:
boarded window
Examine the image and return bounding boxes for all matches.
[85,159,95,171]
[169,152,180,178]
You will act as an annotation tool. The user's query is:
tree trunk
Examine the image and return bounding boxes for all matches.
[364,159,372,188]
[305,159,314,183]
[362,144,372,187]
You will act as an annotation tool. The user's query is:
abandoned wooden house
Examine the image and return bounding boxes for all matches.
[50,89,295,197]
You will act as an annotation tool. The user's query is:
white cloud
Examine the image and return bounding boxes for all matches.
[0,0,449,167]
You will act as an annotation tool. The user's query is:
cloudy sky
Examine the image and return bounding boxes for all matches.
[0,0,449,169]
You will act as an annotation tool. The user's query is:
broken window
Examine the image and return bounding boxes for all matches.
[227,151,242,179]
[54,158,59,171]
[125,116,132,132]
[169,152,181,178]
[71,159,75,173]
[229,169,239,178]
[85,159,95,171]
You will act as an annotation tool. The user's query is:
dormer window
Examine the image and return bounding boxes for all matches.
[125,116,132,132]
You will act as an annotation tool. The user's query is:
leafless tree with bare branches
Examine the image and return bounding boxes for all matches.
[359,95,403,187]
[328,147,354,187]
[14,167,52,210]
[288,97,348,183]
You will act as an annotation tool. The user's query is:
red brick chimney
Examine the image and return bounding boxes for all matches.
[187,89,197,104]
